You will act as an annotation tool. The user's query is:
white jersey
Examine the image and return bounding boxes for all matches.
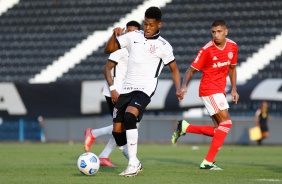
[117,30,175,97]
[102,48,129,97]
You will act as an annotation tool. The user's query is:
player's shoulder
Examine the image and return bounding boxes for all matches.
[157,36,169,44]
[157,36,173,49]
[132,30,144,36]
[202,41,213,50]
[226,38,237,46]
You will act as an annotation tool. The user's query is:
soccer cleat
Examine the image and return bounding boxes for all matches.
[137,162,143,172]
[119,163,141,177]
[84,128,96,152]
[171,120,189,144]
[200,160,223,170]
[99,158,116,167]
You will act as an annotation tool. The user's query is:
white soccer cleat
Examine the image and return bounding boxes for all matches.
[119,164,138,177]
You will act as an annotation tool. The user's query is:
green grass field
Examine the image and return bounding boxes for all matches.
[0,143,281,184]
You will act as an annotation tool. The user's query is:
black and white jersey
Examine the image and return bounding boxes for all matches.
[102,48,129,97]
[117,30,175,97]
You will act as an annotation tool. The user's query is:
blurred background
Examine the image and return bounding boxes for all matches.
[0,0,281,144]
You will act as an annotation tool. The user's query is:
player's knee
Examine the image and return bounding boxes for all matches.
[218,120,232,133]
[124,112,137,130]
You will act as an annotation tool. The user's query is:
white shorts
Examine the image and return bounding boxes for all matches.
[201,93,229,116]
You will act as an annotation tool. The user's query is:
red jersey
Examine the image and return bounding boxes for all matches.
[191,38,238,96]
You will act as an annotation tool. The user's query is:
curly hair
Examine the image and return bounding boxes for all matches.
[145,6,162,21]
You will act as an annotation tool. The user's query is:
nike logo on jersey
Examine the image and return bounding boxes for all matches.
[134,41,140,43]
[130,143,137,146]
[135,102,142,107]
[213,56,218,60]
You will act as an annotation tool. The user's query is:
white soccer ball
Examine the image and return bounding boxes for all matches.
[77,152,100,175]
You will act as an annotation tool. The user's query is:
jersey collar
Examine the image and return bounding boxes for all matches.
[144,30,160,39]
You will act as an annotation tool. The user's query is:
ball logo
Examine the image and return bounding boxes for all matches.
[90,156,98,163]
[80,160,87,168]
[228,52,233,59]
[89,168,97,174]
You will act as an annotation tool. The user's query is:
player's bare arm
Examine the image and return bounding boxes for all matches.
[168,61,183,100]
[104,27,125,54]
[104,61,119,103]
[229,64,239,104]
[181,67,197,95]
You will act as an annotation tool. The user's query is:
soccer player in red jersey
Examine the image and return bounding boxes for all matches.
[171,19,239,170]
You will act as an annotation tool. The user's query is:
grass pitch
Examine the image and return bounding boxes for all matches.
[0,143,281,184]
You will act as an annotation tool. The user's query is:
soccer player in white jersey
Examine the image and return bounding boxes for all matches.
[104,6,183,177]
[84,21,141,167]
[171,19,239,170]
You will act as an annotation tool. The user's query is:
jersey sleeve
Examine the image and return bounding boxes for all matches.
[108,49,125,64]
[231,44,238,65]
[116,32,133,49]
[191,48,207,71]
[162,43,175,65]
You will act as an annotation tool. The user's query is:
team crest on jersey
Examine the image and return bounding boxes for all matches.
[149,44,158,54]
[228,52,233,59]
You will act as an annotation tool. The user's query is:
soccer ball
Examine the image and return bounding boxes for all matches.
[77,152,100,175]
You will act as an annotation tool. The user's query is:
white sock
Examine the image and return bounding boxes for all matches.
[119,144,129,160]
[126,129,139,166]
[91,125,113,138]
[98,136,116,158]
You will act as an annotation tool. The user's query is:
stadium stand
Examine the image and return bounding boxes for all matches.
[0,0,144,82]
[57,0,282,81]
[0,0,282,117]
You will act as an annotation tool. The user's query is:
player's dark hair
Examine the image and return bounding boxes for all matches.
[126,21,141,30]
[145,6,162,21]
[212,19,227,27]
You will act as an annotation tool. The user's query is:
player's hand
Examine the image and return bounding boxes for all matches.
[113,27,125,37]
[111,90,119,104]
[181,85,187,97]
[231,90,239,104]
[176,90,183,100]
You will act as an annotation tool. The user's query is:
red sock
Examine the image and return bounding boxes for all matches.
[186,125,215,137]
[205,120,232,163]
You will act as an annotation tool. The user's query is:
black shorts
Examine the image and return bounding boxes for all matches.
[260,125,268,132]
[105,96,114,116]
[113,91,151,123]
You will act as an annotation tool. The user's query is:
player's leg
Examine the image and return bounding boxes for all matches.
[200,93,232,170]
[258,126,269,145]
[171,120,216,144]
[84,96,114,152]
[200,111,231,170]
[121,92,150,177]
[98,136,116,167]
[110,94,138,173]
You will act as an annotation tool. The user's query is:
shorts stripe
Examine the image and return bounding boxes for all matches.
[209,96,219,113]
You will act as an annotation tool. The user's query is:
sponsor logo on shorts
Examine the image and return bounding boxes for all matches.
[135,102,142,107]
[113,107,117,118]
